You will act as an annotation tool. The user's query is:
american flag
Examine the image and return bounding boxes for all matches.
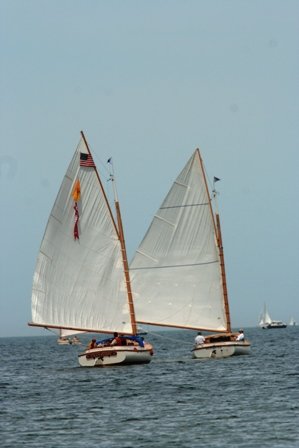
[80,152,95,167]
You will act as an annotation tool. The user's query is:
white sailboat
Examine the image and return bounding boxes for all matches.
[289,317,296,326]
[56,329,82,345]
[29,131,153,367]
[259,304,287,329]
[130,149,250,359]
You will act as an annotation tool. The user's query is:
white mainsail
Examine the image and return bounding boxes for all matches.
[259,304,272,327]
[30,135,133,335]
[130,149,228,332]
[289,317,296,326]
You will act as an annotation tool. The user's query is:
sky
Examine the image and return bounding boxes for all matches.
[1,0,298,337]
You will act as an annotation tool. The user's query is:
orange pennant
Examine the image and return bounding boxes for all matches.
[72,179,81,202]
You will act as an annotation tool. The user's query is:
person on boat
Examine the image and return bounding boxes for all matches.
[235,329,245,341]
[194,332,206,345]
[110,332,123,346]
[87,338,97,349]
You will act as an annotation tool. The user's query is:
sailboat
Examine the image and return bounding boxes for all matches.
[130,149,250,359]
[259,304,287,329]
[289,317,296,326]
[56,329,82,345]
[29,131,153,367]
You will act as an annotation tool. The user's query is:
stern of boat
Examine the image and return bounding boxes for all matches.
[78,345,152,367]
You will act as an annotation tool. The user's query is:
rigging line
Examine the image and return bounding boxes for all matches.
[92,152,111,178]
[146,330,192,347]
[201,157,221,200]
[44,327,59,336]
[130,260,219,270]
[160,202,210,210]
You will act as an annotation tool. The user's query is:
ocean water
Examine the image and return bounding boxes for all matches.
[0,327,298,448]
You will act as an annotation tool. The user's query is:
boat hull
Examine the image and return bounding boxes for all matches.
[192,341,251,359]
[78,345,153,367]
[261,323,287,329]
[57,338,82,345]
[57,339,71,345]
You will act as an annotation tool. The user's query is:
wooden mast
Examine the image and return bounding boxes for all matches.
[107,158,138,335]
[215,213,232,333]
[197,149,232,333]
[114,200,138,335]
[81,131,137,335]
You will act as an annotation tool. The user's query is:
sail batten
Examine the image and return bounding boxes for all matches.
[160,202,210,210]
[131,260,219,270]
[130,149,228,332]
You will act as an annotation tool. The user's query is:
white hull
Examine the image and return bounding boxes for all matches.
[57,338,82,345]
[57,339,70,345]
[261,322,287,329]
[78,345,153,367]
[192,341,251,359]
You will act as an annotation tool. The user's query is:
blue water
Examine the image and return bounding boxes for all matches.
[1,327,299,447]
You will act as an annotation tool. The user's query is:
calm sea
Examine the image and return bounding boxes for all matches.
[1,327,298,448]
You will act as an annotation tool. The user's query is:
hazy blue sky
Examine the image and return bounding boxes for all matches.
[1,0,298,337]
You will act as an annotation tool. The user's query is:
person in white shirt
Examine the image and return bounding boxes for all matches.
[235,329,245,341]
[194,332,205,345]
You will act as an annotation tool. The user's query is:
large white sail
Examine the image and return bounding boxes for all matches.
[31,136,133,334]
[130,150,228,332]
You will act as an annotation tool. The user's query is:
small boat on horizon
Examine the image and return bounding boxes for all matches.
[289,317,296,326]
[259,304,287,329]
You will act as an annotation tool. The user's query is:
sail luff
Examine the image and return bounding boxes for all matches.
[81,132,137,334]
[105,157,137,335]
[215,213,231,332]
[197,150,231,332]
[115,200,138,335]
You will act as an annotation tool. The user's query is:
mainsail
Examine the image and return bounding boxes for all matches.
[130,149,228,332]
[30,133,134,335]
[259,304,272,327]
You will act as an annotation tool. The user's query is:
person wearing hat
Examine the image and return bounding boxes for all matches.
[235,329,245,341]
[194,331,206,346]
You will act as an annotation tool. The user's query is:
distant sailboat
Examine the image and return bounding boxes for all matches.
[130,148,250,359]
[29,132,153,367]
[289,317,296,326]
[56,329,82,345]
[259,304,287,329]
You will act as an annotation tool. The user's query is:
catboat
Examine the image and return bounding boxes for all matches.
[130,148,250,359]
[29,132,153,367]
[259,304,287,329]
